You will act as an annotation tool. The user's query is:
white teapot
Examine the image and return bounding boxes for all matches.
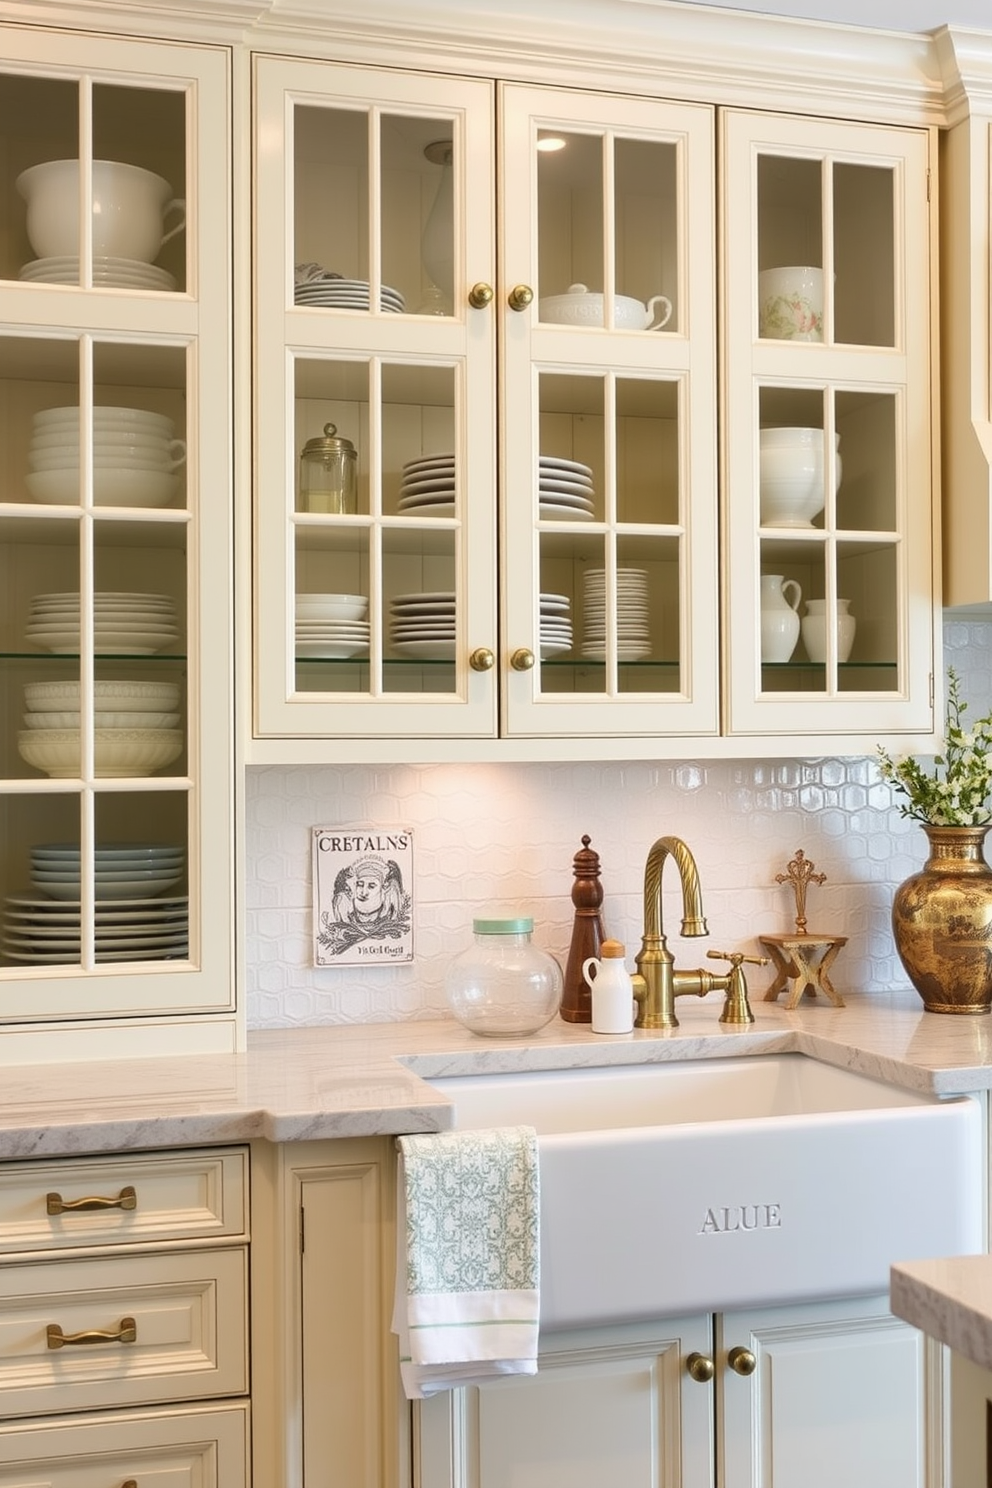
[539,283,673,331]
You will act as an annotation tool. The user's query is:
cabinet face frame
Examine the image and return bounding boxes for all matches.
[0,27,235,1049]
[720,108,938,739]
[252,56,498,739]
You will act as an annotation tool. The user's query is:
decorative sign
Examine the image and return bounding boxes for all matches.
[311,826,414,966]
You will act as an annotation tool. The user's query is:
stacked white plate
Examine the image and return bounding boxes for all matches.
[539,456,596,521]
[29,842,186,901]
[582,567,652,661]
[18,256,176,291]
[294,277,405,312]
[1,893,189,964]
[26,405,183,508]
[389,592,455,660]
[26,591,180,655]
[398,453,455,517]
[540,592,573,659]
[296,591,370,660]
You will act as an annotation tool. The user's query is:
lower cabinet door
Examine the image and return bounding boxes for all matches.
[0,1246,248,1418]
[0,1400,249,1486]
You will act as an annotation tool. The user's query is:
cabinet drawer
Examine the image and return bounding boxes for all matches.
[0,1400,249,1487]
[0,1246,247,1418]
[0,1148,247,1255]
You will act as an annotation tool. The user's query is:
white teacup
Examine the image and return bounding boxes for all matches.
[16,159,186,265]
[758,266,823,342]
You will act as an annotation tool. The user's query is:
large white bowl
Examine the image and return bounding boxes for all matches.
[25,468,180,508]
[34,406,175,434]
[22,711,180,730]
[23,680,181,712]
[31,431,184,455]
[16,160,185,264]
[28,451,185,473]
[18,727,184,778]
[759,430,842,528]
[296,593,368,622]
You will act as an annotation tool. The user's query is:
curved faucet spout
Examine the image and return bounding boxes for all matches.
[642,835,709,942]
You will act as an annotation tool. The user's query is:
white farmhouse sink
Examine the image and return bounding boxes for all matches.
[429,1056,983,1330]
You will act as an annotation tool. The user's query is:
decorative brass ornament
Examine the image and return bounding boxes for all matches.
[891,825,992,1014]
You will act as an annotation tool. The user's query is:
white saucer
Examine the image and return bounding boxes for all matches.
[539,502,596,521]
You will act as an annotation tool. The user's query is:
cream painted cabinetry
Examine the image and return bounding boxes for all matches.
[0,25,237,1064]
[0,1146,250,1486]
[417,1295,935,1488]
[251,52,938,760]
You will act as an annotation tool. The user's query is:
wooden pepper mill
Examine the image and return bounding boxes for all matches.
[560,835,606,1023]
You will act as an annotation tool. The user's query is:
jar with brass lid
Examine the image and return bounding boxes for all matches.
[299,422,357,513]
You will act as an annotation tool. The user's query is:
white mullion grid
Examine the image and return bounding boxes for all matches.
[369,354,383,698]
[368,108,383,308]
[604,370,619,696]
[893,382,910,693]
[603,131,616,327]
[78,75,93,289]
[78,334,95,967]
[822,152,834,347]
[287,348,299,696]
[823,383,839,695]
[676,371,690,700]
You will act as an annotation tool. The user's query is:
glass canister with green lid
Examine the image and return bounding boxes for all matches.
[445,917,563,1036]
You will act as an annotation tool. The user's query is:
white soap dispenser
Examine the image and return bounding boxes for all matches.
[582,938,635,1034]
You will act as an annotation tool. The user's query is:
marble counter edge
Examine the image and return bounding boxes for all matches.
[891,1255,992,1371]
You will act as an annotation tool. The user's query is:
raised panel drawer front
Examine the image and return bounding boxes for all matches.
[0,1148,248,1256]
[0,1247,247,1418]
[0,1401,249,1487]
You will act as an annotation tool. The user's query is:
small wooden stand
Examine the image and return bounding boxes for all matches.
[760,849,846,1008]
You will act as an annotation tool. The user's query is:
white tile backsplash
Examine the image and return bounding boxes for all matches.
[244,617,992,1028]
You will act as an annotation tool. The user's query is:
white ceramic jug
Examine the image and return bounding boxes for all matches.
[801,597,856,663]
[760,574,802,663]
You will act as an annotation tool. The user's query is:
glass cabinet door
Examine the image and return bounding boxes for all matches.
[722,110,936,740]
[0,30,233,1046]
[253,58,497,739]
[500,85,718,739]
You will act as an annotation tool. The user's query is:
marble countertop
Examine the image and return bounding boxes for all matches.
[3,985,992,1159]
[891,1256,992,1371]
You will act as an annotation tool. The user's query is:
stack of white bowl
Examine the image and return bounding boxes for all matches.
[582,568,652,661]
[29,843,186,902]
[19,676,183,779]
[295,592,370,659]
[759,427,842,528]
[389,592,455,659]
[25,405,185,508]
[540,593,573,658]
[25,590,179,656]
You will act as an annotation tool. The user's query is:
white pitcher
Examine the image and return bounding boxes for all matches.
[760,574,802,663]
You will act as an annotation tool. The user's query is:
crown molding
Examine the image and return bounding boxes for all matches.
[3,0,991,126]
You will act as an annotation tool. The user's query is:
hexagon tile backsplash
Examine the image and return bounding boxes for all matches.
[245,618,992,1029]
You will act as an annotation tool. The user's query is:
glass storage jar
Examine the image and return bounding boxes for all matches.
[446,918,563,1036]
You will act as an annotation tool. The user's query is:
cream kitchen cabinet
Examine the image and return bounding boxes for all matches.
[0,1145,250,1487]
[0,26,237,1062]
[417,1295,935,1488]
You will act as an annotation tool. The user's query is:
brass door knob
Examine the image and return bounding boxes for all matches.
[507,284,534,312]
[727,1345,757,1376]
[510,648,535,671]
[468,282,494,309]
[469,647,495,672]
[685,1352,715,1383]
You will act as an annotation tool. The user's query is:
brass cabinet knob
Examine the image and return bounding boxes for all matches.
[468,282,494,309]
[510,648,535,671]
[469,647,495,672]
[685,1352,715,1383]
[507,284,534,312]
[727,1345,757,1376]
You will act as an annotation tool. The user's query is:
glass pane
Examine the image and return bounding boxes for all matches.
[383,362,456,517]
[539,530,603,695]
[760,540,825,692]
[94,791,190,963]
[92,340,188,512]
[757,155,824,342]
[836,540,899,693]
[383,527,456,695]
[759,386,831,532]
[295,358,367,515]
[835,392,897,533]
[615,137,679,333]
[1,794,83,970]
[0,335,80,507]
[538,131,604,321]
[834,162,894,348]
[93,82,188,293]
[295,525,370,695]
[294,105,370,294]
[617,377,680,525]
[540,372,603,521]
[1,71,78,284]
[382,115,456,315]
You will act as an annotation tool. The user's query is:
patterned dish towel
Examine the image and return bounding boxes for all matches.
[393,1126,540,1399]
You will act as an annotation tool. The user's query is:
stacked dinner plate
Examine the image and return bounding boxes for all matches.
[29,842,186,901]
[389,592,455,660]
[539,456,596,521]
[540,593,573,659]
[582,567,652,661]
[295,592,370,660]
[25,591,180,655]
[294,276,405,313]
[18,255,176,291]
[2,857,188,964]
[398,453,455,517]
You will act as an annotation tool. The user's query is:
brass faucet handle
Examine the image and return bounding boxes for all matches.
[707,950,770,969]
[706,951,767,1027]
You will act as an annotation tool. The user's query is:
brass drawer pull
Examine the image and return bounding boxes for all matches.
[47,1184,137,1215]
[47,1316,137,1349]
[728,1344,757,1376]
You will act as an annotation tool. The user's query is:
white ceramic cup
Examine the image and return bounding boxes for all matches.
[16,159,186,264]
[758,266,824,342]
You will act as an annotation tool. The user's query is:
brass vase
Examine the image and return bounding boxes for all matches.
[891,825,992,1014]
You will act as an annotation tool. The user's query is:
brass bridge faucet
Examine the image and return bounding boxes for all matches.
[631,835,767,1029]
